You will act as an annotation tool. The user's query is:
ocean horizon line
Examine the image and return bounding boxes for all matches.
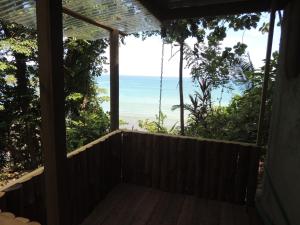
[101,73,190,78]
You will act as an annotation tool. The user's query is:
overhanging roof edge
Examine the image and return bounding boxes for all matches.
[136,0,288,21]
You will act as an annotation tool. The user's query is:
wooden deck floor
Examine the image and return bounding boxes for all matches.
[81,184,263,225]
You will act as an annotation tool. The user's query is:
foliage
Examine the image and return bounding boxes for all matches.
[0,21,40,170]
[0,22,110,171]
[64,38,110,151]
[186,52,278,145]
[66,107,109,150]
[160,14,261,134]
[180,42,250,131]
[138,111,178,134]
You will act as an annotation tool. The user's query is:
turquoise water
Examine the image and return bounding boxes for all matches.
[97,75,239,128]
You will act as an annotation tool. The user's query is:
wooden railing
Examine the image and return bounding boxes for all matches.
[0,130,260,224]
[0,211,41,225]
[122,131,260,206]
[0,130,122,225]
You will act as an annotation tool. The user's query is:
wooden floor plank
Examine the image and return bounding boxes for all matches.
[233,205,250,225]
[220,202,235,225]
[81,184,134,225]
[248,207,264,225]
[191,199,221,225]
[176,196,196,225]
[81,184,263,225]
[146,192,185,225]
[101,185,145,225]
[160,193,185,225]
[128,189,161,225]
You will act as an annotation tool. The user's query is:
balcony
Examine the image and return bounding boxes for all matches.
[0,130,262,225]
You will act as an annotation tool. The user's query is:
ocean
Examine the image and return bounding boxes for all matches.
[97,75,240,129]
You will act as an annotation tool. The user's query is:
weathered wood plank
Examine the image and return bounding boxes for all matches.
[176,138,186,193]
[147,191,185,225]
[128,188,161,225]
[135,133,146,186]
[122,132,133,183]
[0,192,6,210]
[217,143,228,201]
[219,202,235,225]
[234,146,250,204]
[4,184,23,216]
[144,134,154,187]
[225,144,239,202]
[176,196,195,225]
[194,140,206,197]
[246,147,260,206]
[81,183,263,225]
[151,135,161,189]
[159,136,169,191]
[77,184,132,225]
[101,185,145,225]
[167,136,177,193]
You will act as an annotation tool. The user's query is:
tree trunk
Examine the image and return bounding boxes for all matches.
[179,42,185,135]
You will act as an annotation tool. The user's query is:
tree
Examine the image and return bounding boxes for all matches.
[182,41,248,129]
[161,13,261,135]
[0,21,41,170]
[162,19,205,135]
[185,51,278,145]
[64,38,110,151]
[0,22,110,173]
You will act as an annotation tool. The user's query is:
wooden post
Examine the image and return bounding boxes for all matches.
[256,8,276,146]
[36,0,68,224]
[179,42,185,135]
[110,29,120,131]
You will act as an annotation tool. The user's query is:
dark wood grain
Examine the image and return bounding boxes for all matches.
[81,183,262,225]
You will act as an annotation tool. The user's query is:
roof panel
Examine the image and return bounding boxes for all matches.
[0,0,160,40]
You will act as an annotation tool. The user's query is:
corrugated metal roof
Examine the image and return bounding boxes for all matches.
[0,0,160,39]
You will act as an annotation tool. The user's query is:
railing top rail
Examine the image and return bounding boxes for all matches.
[0,211,40,225]
[121,129,261,148]
[67,129,122,158]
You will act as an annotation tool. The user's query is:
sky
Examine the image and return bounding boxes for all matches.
[103,13,281,77]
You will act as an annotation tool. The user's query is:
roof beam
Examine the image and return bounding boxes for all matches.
[137,0,287,21]
[62,7,127,36]
[160,1,281,20]
[136,0,165,21]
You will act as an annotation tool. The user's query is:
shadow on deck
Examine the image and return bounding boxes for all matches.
[0,130,262,225]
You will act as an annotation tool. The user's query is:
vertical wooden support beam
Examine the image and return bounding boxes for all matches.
[179,42,185,136]
[256,8,276,146]
[110,29,120,131]
[36,0,68,224]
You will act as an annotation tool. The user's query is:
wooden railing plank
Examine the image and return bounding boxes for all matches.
[246,147,260,206]
[0,129,260,224]
[0,130,123,225]
[159,136,169,191]
[144,134,153,187]
[122,130,260,205]
[168,136,177,193]
[234,146,250,204]
[176,138,186,193]
[185,139,196,195]
[152,135,161,189]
